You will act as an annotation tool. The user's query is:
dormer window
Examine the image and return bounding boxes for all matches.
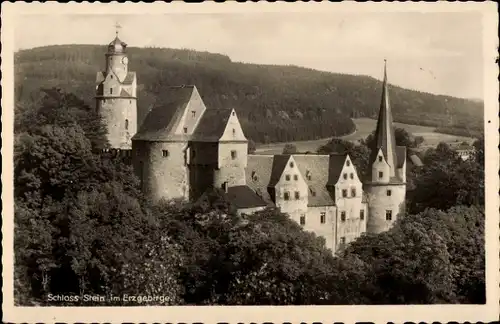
[378,156,383,162]
[309,187,316,197]
[251,171,258,181]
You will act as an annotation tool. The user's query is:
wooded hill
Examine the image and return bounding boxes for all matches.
[14,45,483,143]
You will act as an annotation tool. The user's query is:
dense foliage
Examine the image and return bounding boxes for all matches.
[15,45,482,144]
[14,89,485,306]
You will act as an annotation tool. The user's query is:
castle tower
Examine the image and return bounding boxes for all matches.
[95,24,137,150]
[365,60,407,234]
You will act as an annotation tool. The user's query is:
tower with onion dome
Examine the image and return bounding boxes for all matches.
[95,23,137,151]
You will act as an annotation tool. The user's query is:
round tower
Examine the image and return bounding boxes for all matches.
[365,61,406,234]
[95,26,137,150]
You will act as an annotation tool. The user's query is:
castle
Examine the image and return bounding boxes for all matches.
[96,34,406,252]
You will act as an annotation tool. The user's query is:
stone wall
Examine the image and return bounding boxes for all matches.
[132,140,190,202]
[306,206,337,252]
[97,97,137,150]
[365,183,406,234]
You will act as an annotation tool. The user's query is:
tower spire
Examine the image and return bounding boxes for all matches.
[370,59,398,177]
[115,21,122,38]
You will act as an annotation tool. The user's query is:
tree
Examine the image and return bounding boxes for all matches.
[317,138,370,179]
[247,139,256,154]
[282,143,298,154]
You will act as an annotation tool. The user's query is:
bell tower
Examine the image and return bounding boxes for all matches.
[95,23,137,151]
[364,60,407,234]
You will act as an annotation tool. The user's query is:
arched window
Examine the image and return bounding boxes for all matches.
[125,119,129,130]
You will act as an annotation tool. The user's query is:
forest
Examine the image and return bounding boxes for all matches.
[15,45,483,144]
[14,88,485,306]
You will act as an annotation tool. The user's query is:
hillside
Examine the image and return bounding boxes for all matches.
[14,45,483,143]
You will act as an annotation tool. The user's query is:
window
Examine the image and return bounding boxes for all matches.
[387,189,392,196]
[295,191,300,200]
[346,160,350,166]
[284,192,290,200]
[103,99,106,103]
[293,174,298,181]
[351,188,356,197]
[251,171,258,181]
[378,171,383,179]
[191,111,196,118]
[342,189,348,198]
[285,174,291,181]
[232,128,236,135]
[386,210,393,221]
[343,173,348,180]
[290,162,294,168]
[232,111,235,116]
[306,170,312,180]
[129,100,132,104]
[341,211,346,222]
[378,156,383,162]
[192,150,196,159]
[320,212,326,224]
[300,214,306,225]
[309,187,316,197]
[136,148,141,156]
[110,88,113,94]
[162,150,169,157]
[350,173,354,179]
[125,119,129,130]
[360,209,365,220]
[231,150,237,159]
[111,75,113,79]
[340,237,346,244]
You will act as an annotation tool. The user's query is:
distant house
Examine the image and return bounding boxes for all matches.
[453,142,476,161]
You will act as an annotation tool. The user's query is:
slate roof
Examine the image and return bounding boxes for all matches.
[327,154,347,185]
[268,155,292,187]
[122,72,136,85]
[246,155,276,205]
[370,61,399,176]
[120,88,133,98]
[293,154,336,207]
[108,36,127,53]
[225,185,268,209]
[192,108,233,142]
[395,146,406,168]
[132,85,195,141]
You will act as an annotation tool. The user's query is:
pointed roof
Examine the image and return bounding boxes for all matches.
[132,85,196,141]
[108,36,127,54]
[369,60,399,177]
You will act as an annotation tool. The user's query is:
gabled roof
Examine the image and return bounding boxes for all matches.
[327,154,347,185]
[225,185,268,209]
[96,71,105,84]
[268,155,292,187]
[120,88,133,98]
[293,154,335,207]
[192,108,233,142]
[122,72,136,85]
[246,155,275,205]
[132,85,196,141]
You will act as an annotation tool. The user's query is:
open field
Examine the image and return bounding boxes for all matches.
[255,118,475,155]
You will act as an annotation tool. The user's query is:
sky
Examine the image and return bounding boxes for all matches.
[14,11,484,99]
